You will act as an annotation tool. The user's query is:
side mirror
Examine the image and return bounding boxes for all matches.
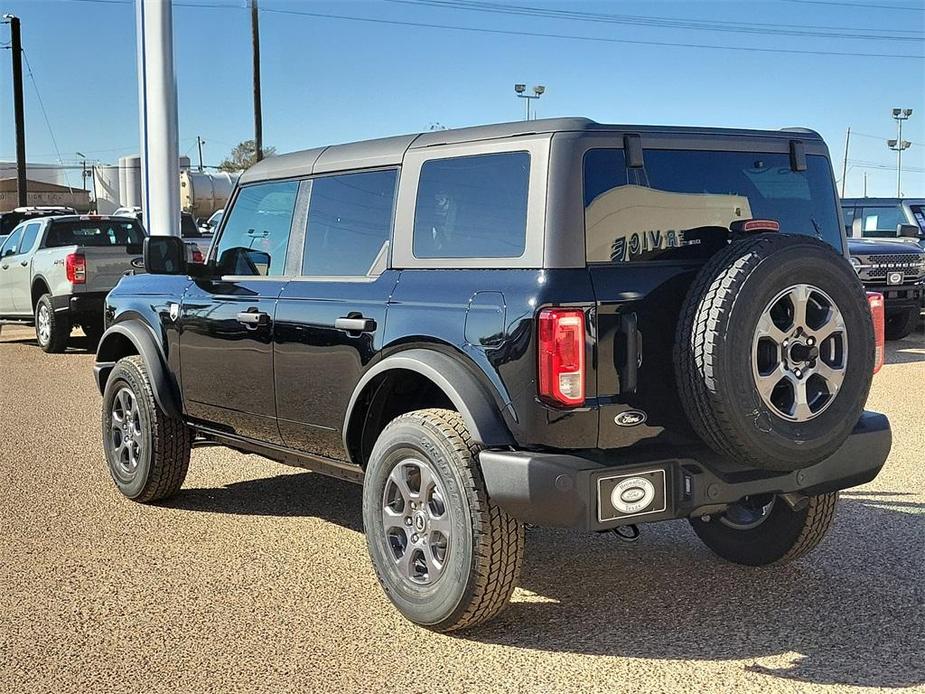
[898,223,921,239]
[143,236,187,275]
[218,247,272,276]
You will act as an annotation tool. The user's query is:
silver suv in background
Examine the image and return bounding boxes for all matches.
[842,197,925,248]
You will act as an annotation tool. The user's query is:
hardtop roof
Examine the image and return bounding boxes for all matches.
[239,117,824,184]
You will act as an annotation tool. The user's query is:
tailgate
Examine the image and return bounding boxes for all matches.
[589,263,700,450]
[75,246,144,294]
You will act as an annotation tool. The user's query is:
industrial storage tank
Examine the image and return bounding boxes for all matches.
[119,155,141,207]
[93,164,122,214]
[180,170,239,219]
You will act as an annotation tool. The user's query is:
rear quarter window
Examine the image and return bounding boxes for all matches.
[412,151,530,258]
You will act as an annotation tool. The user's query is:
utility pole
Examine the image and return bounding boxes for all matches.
[196,136,205,172]
[840,127,850,198]
[250,0,263,163]
[3,14,27,207]
[888,108,912,198]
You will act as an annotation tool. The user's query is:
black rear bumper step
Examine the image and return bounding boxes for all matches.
[479,411,891,530]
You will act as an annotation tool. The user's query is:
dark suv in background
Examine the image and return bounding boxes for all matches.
[94,118,890,631]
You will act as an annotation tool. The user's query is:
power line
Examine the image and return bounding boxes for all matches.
[780,0,925,10]
[260,7,925,59]
[390,0,925,41]
[22,49,75,190]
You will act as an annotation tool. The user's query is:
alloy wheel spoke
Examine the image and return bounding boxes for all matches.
[756,364,787,400]
[427,511,452,536]
[789,375,813,420]
[383,507,408,531]
[755,311,788,344]
[789,284,811,331]
[814,310,846,344]
[396,545,418,579]
[416,463,435,500]
[388,465,414,506]
[814,361,845,389]
[423,542,445,580]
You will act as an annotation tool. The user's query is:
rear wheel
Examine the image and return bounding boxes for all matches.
[362,408,524,632]
[884,308,920,341]
[690,492,838,566]
[35,294,70,353]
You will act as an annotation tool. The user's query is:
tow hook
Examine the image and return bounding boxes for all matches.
[610,524,640,543]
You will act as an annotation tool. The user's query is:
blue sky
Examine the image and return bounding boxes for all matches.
[1,0,923,197]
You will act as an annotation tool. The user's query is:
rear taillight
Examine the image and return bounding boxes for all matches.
[191,248,204,264]
[65,253,86,284]
[867,292,885,374]
[538,308,586,407]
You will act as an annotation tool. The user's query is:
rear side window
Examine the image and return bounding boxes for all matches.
[413,152,529,258]
[302,169,397,276]
[910,205,925,233]
[215,181,298,276]
[45,220,145,248]
[859,206,907,235]
[584,149,843,263]
[19,222,41,254]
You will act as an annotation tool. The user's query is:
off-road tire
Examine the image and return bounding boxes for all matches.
[674,234,874,471]
[690,492,838,566]
[884,308,920,341]
[363,408,524,632]
[35,294,70,353]
[101,355,191,502]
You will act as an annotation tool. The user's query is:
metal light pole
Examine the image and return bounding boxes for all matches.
[135,0,181,237]
[888,108,912,199]
[3,14,27,207]
[514,84,545,121]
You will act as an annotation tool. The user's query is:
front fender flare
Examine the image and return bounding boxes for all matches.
[94,320,181,419]
[343,349,515,452]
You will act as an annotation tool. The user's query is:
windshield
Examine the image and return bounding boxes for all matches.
[584,149,843,263]
[45,219,146,248]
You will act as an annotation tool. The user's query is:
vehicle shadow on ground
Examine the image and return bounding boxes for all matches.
[884,331,925,365]
[166,471,923,688]
[0,334,97,353]
[470,493,923,689]
[164,471,365,533]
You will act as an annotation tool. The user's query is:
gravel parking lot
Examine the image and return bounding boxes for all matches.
[1,324,922,693]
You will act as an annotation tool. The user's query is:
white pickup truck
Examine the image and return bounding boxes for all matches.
[0,215,145,352]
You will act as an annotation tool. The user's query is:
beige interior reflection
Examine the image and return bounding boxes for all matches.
[585,185,753,262]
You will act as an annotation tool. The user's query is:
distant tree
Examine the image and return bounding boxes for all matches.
[217,139,277,172]
[428,122,448,131]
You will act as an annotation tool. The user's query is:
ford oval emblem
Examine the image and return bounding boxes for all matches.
[620,487,646,504]
[614,410,647,427]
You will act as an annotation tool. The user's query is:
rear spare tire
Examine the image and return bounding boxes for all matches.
[675,234,874,471]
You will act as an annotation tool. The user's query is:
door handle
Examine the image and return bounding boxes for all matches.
[0,264,8,270]
[236,310,270,327]
[335,316,376,333]
[20,261,28,267]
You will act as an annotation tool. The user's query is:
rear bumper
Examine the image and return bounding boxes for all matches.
[479,411,891,530]
[51,292,107,320]
[863,282,924,310]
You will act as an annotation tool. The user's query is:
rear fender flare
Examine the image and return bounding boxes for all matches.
[343,349,514,453]
[94,321,180,418]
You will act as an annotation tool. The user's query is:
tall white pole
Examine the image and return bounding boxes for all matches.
[136,0,180,237]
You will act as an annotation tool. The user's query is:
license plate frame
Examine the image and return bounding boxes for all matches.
[596,468,668,523]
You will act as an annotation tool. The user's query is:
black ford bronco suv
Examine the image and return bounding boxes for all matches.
[94,118,891,632]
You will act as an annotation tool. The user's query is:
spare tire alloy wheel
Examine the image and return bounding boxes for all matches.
[753,284,847,422]
[382,458,452,585]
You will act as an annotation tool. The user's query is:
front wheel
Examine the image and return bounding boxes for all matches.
[884,308,920,341]
[101,355,191,502]
[689,492,838,566]
[362,408,524,632]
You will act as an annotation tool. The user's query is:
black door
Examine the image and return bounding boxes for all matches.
[179,179,300,443]
[273,168,399,460]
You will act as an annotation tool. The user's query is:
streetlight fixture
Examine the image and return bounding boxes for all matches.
[514,83,545,121]
[888,108,913,198]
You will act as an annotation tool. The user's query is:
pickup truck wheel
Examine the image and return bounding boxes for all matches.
[101,355,191,502]
[884,308,920,341]
[35,294,70,353]
[675,234,874,472]
[362,408,524,632]
[690,492,838,566]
